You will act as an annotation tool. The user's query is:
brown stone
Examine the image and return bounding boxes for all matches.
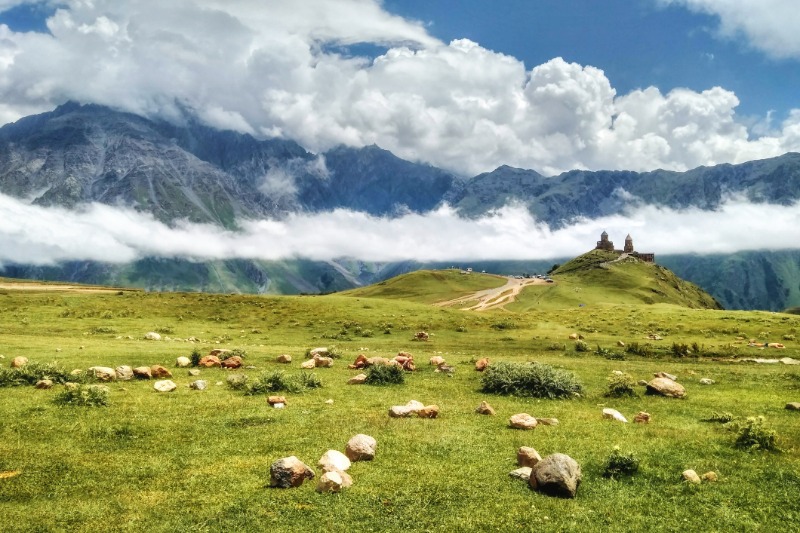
[209,348,231,357]
[654,371,677,381]
[269,456,315,488]
[568,333,579,340]
[35,379,54,389]
[198,355,221,368]
[509,467,533,481]
[300,359,316,369]
[348,354,368,369]
[633,412,651,424]
[151,365,172,378]
[10,356,28,368]
[475,401,496,415]
[268,395,287,405]
[345,434,377,461]
[88,366,116,382]
[430,355,446,366]
[475,358,490,372]
[530,453,581,498]
[347,373,367,385]
[785,402,800,411]
[701,471,718,482]
[133,366,152,379]
[509,413,538,430]
[417,405,440,418]
[536,417,559,426]
[646,377,686,398]
[221,356,243,369]
[313,356,333,368]
[517,446,542,467]
[414,331,429,341]
[276,354,292,364]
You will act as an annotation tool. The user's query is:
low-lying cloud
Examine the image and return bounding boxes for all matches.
[1,193,798,267]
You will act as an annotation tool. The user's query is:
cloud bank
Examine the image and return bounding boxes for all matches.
[0,0,798,176]
[2,193,799,267]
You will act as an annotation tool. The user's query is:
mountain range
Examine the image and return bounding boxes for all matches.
[1,102,799,310]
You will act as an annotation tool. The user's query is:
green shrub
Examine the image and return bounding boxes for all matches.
[671,342,691,357]
[605,372,637,398]
[602,448,640,478]
[155,326,175,334]
[734,416,780,451]
[221,348,247,361]
[54,385,110,407]
[491,320,518,331]
[298,371,322,389]
[546,342,566,351]
[702,411,735,423]
[190,348,202,367]
[365,364,405,386]
[226,373,249,391]
[90,326,117,334]
[0,361,75,387]
[625,342,654,357]
[480,362,583,399]
[574,340,590,352]
[245,371,300,395]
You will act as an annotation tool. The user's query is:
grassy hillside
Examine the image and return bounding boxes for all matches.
[507,250,721,312]
[342,269,507,304]
[1,280,799,531]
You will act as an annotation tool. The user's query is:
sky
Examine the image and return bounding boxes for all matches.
[0,0,799,266]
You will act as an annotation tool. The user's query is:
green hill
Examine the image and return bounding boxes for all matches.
[342,269,506,304]
[509,250,722,311]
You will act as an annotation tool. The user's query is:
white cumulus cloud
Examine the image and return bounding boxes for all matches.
[0,0,797,176]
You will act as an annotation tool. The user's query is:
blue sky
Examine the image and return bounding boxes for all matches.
[0,0,798,176]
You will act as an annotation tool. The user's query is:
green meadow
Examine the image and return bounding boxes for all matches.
[1,271,799,532]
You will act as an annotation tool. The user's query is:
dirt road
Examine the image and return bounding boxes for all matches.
[435,276,550,311]
[0,282,131,294]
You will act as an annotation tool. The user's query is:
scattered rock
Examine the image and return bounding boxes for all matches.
[509,413,538,430]
[144,332,162,341]
[654,371,677,381]
[313,356,333,368]
[345,434,377,461]
[682,469,701,484]
[189,380,207,391]
[221,356,243,369]
[701,471,718,482]
[198,355,221,368]
[647,334,663,341]
[188,369,201,376]
[88,366,116,382]
[517,446,542,467]
[646,377,686,399]
[509,467,532,481]
[475,401,496,415]
[35,379,53,389]
[779,357,800,365]
[602,408,628,423]
[536,418,559,426]
[309,347,330,358]
[413,331,429,341]
[392,353,416,371]
[277,354,292,364]
[301,359,316,369]
[316,470,344,493]
[319,450,351,472]
[366,357,390,366]
[699,378,715,385]
[269,456,315,488]
[475,357,490,372]
[347,373,367,385]
[268,395,287,406]
[389,400,424,418]
[785,402,800,411]
[616,340,625,347]
[151,365,172,378]
[637,380,649,386]
[348,354,369,369]
[154,380,177,392]
[633,412,651,424]
[209,349,231,358]
[434,364,455,374]
[175,356,191,368]
[133,366,152,379]
[530,453,581,498]
[767,343,785,349]
[430,355,446,366]
[10,356,28,368]
[115,365,133,381]
[324,399,334,405]
[417,405,440,418]
[568,333,578,340]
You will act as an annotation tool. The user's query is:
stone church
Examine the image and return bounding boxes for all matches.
[595,231,654,263]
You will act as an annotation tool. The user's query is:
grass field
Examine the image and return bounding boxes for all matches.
[1,276,799,532]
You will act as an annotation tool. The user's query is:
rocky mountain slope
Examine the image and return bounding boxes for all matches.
[1,102,799,309]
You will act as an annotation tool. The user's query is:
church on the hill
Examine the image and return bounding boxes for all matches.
[595,231,655,263]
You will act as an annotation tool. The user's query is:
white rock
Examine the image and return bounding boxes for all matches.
[602,408,628,423]
[319,450,351,472]
[175,356,191,368]
[88,366,116,382]
[509,413,538,430]
[115,365,133,381]
[189,380,207,390]
[345,434,377,461]
[301,359,316,369]
[144,332,162,341]
[509,467,533,481]
[316,470,344,493]
[682,469,701,484]
[154,380,177,392]
[388,400,425,418]
[699,378,715,385]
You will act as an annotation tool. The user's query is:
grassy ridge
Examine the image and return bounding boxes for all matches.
[0,283,799,532]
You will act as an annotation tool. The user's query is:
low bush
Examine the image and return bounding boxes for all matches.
[625,342,655,357]
[189,348,202,367]
[365,364,405,386]
[734,416,780,451]
[702,411,735,423]
[546,342,566,351]
[54,385,110,407]
[602,448,640,478]
[220,348,247,361]
[605,372,637,398]
[671,342,691,357]
[574,340,590,352]
[480,362,583,399]
[0,362,75,388]
[243,371,322,395]
[226,373,249,391]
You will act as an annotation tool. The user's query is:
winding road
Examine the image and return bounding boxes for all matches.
[435,276,550,311]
